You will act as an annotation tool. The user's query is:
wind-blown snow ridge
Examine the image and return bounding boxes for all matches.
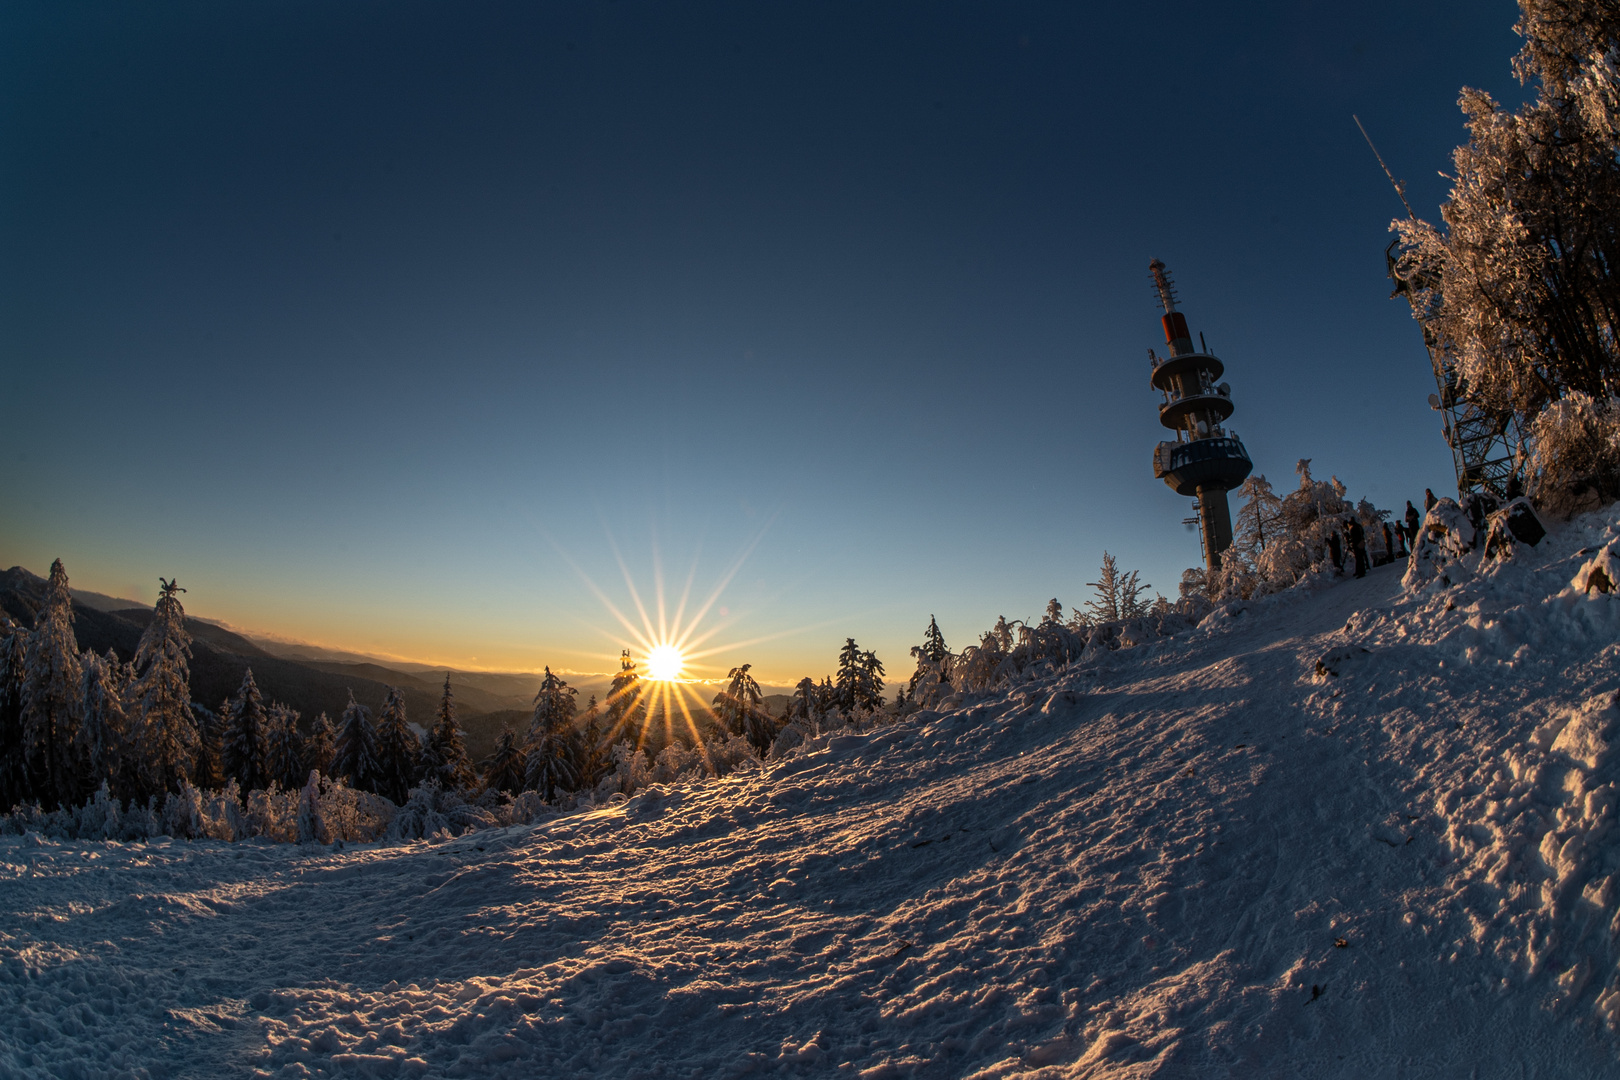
[5,509,1620,1078]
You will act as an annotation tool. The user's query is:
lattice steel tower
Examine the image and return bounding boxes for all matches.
[1353,116,1525,500]
[1147,259,1254,573]
[1384,241,1524,500]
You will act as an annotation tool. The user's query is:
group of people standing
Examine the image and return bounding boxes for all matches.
[1323,483,1523,580]
[1320,491,1434,581]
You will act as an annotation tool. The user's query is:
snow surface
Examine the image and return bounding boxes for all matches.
[6,509,1620,1078]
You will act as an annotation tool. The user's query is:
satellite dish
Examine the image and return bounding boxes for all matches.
[1428,393,1441,410]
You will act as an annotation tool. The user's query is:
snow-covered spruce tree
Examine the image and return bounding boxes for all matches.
[222,668,270,794]
[835,638,864,715]
[605,650,643,745]
[263,704,305,791]
[919,616,949,663]
[1118,570,1152,619]
[303,711,335,778]
[790,676,818,722]
[0,622,29,810]
[331,691,380,792]
[77,648,128,798]
[483,721,528,794]
[908,619,954,699]
[578,694,606,789]
[21,560,85,808]
[525,666,580,801]
[421,675,474,791]
[906,641,955,705]
[131,578,199,798]
[858,649,886,712]
[1086,553,1124,623]
[1042,599,1063,626]
[373,685,420,804]
[816,675,836,718]
[191,702,226,791]
[1394,1,1620,503]
[712,663,774,754]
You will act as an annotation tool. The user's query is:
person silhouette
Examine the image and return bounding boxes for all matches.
[1348,517,1369,579]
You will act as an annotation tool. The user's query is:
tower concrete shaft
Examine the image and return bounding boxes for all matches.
[1145,259,1252,575]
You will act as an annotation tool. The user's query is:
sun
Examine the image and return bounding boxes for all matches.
[646,643,684,681]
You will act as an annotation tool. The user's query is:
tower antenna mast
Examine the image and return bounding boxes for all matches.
[1353,114,1417,221]
[1356,114,1524,500]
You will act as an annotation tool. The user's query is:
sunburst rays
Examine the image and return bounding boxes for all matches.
[551,520,802,759]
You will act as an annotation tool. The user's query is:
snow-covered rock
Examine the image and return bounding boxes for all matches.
[1572,543,1620,595]
[1403,496,1478,589]
[1484,496,1548,560]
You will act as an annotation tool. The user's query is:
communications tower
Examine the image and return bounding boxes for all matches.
[1147,259,1253,573]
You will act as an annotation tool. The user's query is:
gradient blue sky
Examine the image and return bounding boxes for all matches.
[1,1,1522,686]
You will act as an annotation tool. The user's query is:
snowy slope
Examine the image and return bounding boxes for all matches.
[5,509,1620,1078]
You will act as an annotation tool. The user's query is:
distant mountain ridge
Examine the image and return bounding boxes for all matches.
[67,587,150,613]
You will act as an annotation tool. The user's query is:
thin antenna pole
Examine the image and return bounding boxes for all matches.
[1352,114,1417,220]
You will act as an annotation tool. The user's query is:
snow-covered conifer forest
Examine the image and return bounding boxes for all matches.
[0,457,1419,845]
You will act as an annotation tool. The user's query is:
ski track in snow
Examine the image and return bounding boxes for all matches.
[6,510,1620,1078]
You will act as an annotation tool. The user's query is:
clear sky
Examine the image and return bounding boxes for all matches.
[1,1,1524,687]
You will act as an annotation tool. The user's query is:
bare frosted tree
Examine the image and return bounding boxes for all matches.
[1086,552,1123,623]
[1119,570,1153,619]
[1233,474,1284,563]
